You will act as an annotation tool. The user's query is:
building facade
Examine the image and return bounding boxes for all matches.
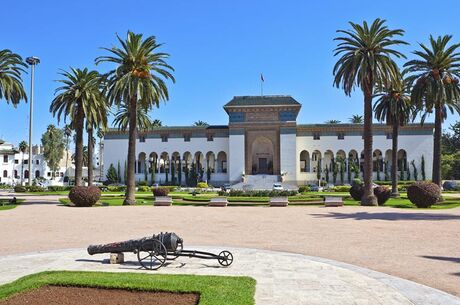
[103,96,434,186]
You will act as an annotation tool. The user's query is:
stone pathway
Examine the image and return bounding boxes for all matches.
[0,247,459,305]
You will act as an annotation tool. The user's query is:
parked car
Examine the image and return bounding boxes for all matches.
[309,185,324,192]
[273,183,284,191]
[221,183,232,192]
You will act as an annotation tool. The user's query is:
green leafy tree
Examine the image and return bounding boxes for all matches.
[18,141,28,185]
[333,18,407,205]
[325,164,330,183]
[384,161,390,181]
[117,161,122,183]
[316,158,322,181]
[97,31,175,205]
[50,68,106,186]
[421,155,426,180]
[193,120,209,126]
[348,115,363,124]
[374,74,413,196]
[0,49,27,106]
[404,35,460,186]
[411,160,418,180]
[106,163,118,184]
[41,125,65,179]
[442,121,460,154]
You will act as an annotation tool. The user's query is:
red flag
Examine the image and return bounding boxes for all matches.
[260,73,264,82]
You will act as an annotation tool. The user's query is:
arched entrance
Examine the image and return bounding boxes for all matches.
[251,136,274,174]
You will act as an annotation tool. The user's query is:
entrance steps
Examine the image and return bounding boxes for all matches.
[231,175,297,191]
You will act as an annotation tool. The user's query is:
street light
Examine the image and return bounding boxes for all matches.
[26,56,40,186]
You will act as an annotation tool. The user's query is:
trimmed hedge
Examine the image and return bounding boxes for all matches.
[332,185,351,192]
[197,182,208,188]
[138,186,151,192]
[152,187,171,197]
[374,186,391,206]
[68,186,101,207]
[407,182,441,208]
[14,185,46,193]
[47,186,72,192]
[349,184,363,201]
[298,185,311,193]
[218,189,298,197]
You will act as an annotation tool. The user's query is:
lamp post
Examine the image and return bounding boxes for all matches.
[26,56,40,186]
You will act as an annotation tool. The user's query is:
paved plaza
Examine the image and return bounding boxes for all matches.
[0,193,459,304]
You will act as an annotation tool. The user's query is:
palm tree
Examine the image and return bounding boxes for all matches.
[325,119,341,124]
[0,49,27,106]
[50,68,106,186]
[96,31,175,205]
[374,73,414,197]
[193,120,209,126]
[152,119,162,127]
[403,35,460,186]
[63,125,72,181]
[348,115,364,124]
[113,104,152,131]
[333,19,407,205]
[18,141,28,185]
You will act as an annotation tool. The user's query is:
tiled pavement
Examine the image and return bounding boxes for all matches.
[0,247,459,305]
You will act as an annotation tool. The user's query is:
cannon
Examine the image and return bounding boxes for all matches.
[87,232,233,270]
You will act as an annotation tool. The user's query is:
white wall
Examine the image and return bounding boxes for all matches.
[228,134,245,183]
[280,133,297,181]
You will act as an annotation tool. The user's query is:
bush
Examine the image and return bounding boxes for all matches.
[68,186,101,207]
[152,187,171,197]
[352,178,362,186]
[138,186,151,192]
[220,189,298,197]
[332,185,351,192]
[47,186,71,192]
[349,184,364,201]
[137,180,148,187]
[107,185,126,192]
[298,185,311,193]
[196,182,208,188]
[14,185,28,193]
[407,182,441,208]
[28,185,46,192]
[374,186,391,206]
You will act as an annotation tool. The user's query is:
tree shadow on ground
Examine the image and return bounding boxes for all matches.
[311,212,460,221]
[420,256,460,263]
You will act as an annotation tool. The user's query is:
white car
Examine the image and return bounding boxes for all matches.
[273,183,284,191]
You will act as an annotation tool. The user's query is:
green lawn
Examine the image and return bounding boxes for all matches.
[0,271,255,305]
[0,199,25,211]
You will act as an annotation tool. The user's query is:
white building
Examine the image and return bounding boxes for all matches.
[103,95,434,187]
[0,141,73,186]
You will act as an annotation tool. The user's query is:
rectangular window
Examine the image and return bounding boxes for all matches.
[36,160,39,165]
[313,133,320,140]
[3,155,8,163]
[184,134,191,142]
[23,160,28,165]
[207,134,214,142]
[386,133,392,139]
[139,135,146,142]
[47,172,51,177]
[337,133,345,140]
[161,135,168,142]
[14,159,19,164]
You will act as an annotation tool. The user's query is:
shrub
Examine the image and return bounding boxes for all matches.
[138,186,151,192]
[68,186,101,207]
[197,182,208,188]
[107,185,126,192]
[332,185,351,192]
[352,178,362,186]
[47,186,71,192]
[137,180,148,187]
[374,186,391,206]
[349,184,364,201]
[298,185,311,193]
[407,182,441,208]
[152,187,170,197]
[221,189,298,197]
[14,185,28,193]
[28,185,46,192]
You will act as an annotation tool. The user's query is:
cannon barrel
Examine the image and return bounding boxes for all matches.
[87,232,182,255]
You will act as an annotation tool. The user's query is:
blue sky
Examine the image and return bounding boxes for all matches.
[1,0,460,146]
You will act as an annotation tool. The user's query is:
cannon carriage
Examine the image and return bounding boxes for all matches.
[87,232,233,270]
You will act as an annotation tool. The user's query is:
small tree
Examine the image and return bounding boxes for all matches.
[150,167,155,185]
[376,158,381,181]
[421,155,426,180]
[41,125,65,179]
[123,160,127,184]
[325,165,330,183]
[144,161,148,182]
[407,165,411,180]
[347,159,352,182]
[207,167,211,182]
[177,162,182,185]
[332,158,337,184]
[411,160,418,180]
[171,162,176,185]
[384,161,390,181]
[106,163,118,184]
[400,167,405,181]
[117,161,121,183]
[316,159,322,181]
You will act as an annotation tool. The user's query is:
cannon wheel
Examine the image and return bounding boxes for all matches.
[167,240,183,260]
[137,238,167,270]
[217,250,233,267]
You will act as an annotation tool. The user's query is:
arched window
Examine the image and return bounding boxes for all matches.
[14,170,18,179]
[217,152,227,173]
[35,170,40,178]
[300,150,310,172]
[3,170,7,178]
[398,150,407,171]
[24,170,29,179]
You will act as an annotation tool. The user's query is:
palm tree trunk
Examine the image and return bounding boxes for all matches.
[87,128,94,186]
[361,90,377,206]
[432,102,443,186]
[124,96,138,205]
[391,122,400,197]
[74,105,84,187]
